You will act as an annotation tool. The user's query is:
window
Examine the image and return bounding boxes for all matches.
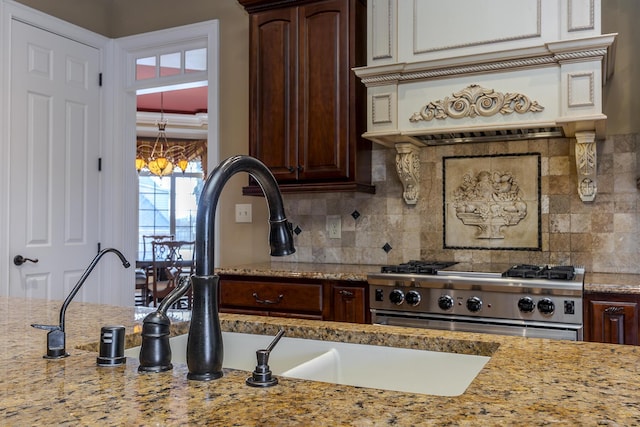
[135,47,207,82]
[138,163,203,260]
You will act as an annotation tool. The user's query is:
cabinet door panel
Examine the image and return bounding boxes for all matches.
[298,0,349,180]
[586,298,639,345]
[250,9,297,180]
[332,285,366,323]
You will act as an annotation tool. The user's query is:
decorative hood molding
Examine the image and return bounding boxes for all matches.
[409,84,545,122]
[354,0,616,203]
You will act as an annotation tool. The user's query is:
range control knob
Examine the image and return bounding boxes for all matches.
[518,296,536,313]
[405,290,421,306]
[466,296,482,313]
[438,295,454,311]
[537,298,555,315]
[389,289,405,305]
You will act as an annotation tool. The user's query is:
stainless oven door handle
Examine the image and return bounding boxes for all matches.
[372,312,582,341]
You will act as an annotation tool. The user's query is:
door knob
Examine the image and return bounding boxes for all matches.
[14,255,39,266]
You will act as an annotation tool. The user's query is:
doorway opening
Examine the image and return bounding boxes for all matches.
[118,21,219,306]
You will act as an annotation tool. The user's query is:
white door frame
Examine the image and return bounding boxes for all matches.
[112,21,220,304]
[0,2,219,306]
[0,0,113,300]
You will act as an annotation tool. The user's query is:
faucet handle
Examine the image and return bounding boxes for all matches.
[31,324,68,359]
[246,329,285,387]
[31,323,59,331]
[265,329,285,352]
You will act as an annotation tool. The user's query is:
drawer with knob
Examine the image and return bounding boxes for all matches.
[219,277,324,319]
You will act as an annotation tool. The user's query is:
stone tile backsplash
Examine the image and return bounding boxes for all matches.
[277,134,639,274]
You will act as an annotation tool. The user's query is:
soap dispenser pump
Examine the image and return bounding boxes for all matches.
[246,329,285,387]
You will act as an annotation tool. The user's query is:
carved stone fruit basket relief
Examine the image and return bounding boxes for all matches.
[443,154,541,250]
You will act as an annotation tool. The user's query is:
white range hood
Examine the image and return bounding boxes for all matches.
[354,0,616,203]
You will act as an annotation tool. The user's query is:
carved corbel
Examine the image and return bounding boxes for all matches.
[575,131,597,202]
[394,143,421,205]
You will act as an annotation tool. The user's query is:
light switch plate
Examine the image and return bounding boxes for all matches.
[235,204,252,223]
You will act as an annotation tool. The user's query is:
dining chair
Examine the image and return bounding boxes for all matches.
[147,240,195,309]
[134,235,175,306]
[141,234,174,260]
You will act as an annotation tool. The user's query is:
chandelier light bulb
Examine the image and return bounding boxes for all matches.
[156,156,169,170]
[177,158,189,173]
[135,157,146,173]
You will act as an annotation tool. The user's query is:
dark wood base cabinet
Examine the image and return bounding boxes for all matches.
[218,275,369,324]
[584,292,640,345]
[332,284,367,324]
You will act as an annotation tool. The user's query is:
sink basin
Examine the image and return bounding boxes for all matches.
[125,332,491,396]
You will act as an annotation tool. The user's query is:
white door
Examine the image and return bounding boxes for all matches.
[8,19,101,302]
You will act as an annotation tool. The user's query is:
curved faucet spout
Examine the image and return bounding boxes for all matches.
[31,247,130,359]
[195,155,295,276]
[187,155,295,381]
[57,248,130,331]
[138,156,295,378]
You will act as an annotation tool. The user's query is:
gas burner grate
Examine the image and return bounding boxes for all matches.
[503,264,544,278]
[541,266,576,280]
[381,260,457,275]
[503,265,576,280]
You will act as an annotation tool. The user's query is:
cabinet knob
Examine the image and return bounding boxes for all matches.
[339,289,354,297]
[604,306,624,314]
[287,166,295,173]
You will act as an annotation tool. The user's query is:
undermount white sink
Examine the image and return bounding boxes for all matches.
[125,332,491,396]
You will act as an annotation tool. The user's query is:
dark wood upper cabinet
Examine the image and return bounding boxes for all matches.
[239,0,373,195]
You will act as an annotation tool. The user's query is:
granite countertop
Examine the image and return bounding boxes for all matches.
[216,262,640,294]
[216,261,380,281]
[585,272,640,294]
[3,295,640,425]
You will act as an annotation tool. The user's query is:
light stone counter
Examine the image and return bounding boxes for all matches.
[2,295,640,425]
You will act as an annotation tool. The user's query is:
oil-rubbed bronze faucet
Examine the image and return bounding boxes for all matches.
[138,155,295,380]
[32,248,130,359]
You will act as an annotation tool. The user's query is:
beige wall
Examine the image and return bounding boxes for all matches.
[602,0,640,135]
[15,0,111,35]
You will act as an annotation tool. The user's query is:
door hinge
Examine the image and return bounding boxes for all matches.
[98,157,102,171]
[99,73,103,87]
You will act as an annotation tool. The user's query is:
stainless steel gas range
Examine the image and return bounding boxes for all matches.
[367,261,584,341]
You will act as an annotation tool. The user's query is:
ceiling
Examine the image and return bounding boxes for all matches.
[135,63,208,115]
[136,86,208,115]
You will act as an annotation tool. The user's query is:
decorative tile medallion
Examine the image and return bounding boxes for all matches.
[443,153,541,250]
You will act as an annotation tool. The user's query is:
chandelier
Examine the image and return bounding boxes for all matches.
[135,93,189,177]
